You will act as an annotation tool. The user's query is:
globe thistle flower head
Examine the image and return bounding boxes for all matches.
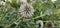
[18,3,34,19]
[0,1,6,6]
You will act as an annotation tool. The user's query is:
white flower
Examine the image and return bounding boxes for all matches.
[51,0,57,3]
[18,3,34,19]
[0,1,5,6]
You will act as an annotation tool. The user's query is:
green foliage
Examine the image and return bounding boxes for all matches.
[0,0,60,28]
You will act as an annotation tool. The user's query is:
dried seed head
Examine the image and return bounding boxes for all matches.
[18,3,34,19]
[45,22,55,28]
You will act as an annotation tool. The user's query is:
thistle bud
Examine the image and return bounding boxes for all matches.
[45,22,55,28]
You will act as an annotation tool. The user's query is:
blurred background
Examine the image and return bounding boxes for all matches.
[0,0,60,28]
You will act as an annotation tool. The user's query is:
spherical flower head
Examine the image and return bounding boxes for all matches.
[18,3,34,19]
[0,1,6,6]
